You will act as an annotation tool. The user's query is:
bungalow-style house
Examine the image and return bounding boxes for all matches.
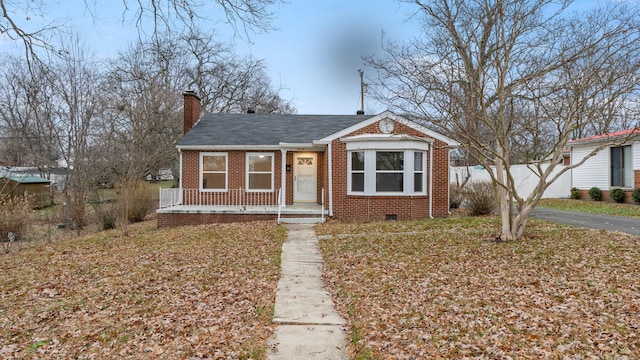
[157,91,459,227]
[568,128,640,202]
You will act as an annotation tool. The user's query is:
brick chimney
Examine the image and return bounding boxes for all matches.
[183,90,201,134]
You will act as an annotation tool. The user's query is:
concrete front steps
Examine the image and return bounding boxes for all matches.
[278,217,324,224]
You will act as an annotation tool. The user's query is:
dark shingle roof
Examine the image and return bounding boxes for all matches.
[177,113,376,147]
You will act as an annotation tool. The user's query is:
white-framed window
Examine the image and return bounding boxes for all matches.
[414,151,424,192]
[200,152,227,191]
[611,145,633,187]
[350,151,365,192]
[246,152,274,191]
[376,151,404,192]
[348,149,426,195]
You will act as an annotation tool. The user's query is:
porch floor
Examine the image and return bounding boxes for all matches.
[157,202,324,216]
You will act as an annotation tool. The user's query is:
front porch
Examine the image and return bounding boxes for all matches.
[157,188,326,227]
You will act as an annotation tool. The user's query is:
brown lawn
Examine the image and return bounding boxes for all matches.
[317,217,640,359]
[0,221,286,359]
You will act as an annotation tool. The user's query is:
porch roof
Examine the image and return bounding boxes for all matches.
[178,113,376,148]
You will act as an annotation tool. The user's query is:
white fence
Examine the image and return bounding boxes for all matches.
[450,164,571,199]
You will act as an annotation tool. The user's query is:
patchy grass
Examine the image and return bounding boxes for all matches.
[318,218,640,359]
[538,198,640,218]
[0,220,286,359]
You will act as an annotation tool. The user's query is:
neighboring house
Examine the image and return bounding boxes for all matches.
[568,129,640,202]
[157,91,459,227]
[0,175,52,208]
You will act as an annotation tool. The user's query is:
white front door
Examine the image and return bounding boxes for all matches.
[294,153,317,202]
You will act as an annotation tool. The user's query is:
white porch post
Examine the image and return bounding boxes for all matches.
[280,149,287,207]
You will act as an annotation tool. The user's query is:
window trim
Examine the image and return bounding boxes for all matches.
[347,149,427,196]
[246,152,275,192]
[414,151,424,193]
[349,151,365,193]
[200,152,228,192]
[375,151,405,193]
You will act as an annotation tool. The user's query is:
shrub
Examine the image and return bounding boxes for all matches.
[0,195,33,253]
[465,181,496,216]
[610,187,625,203]
[588,187,602,201]
[570,187,581,200]
[632,188,640,204]
[102,214,117,230]
[449,183,464,209]
[126,180,155,223]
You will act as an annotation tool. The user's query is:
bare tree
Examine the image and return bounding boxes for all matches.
[369,0,640,240]
[0,57,60,174]
[180,29,295,114]
[46,36,104,231]
[1,0,282,63]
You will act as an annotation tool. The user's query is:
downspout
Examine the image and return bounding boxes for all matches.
[328,142,334,217]
[429,144,433,219]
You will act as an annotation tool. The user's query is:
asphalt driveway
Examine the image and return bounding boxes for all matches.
[531,207,640,236]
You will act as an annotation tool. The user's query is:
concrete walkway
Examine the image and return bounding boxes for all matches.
[267,224,347,360]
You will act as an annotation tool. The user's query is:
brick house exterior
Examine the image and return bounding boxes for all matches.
[157,92,459,227]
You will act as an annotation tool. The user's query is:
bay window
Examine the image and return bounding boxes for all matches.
[348,149,426,195]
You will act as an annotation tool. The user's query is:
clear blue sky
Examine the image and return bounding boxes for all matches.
[1,0,600,114]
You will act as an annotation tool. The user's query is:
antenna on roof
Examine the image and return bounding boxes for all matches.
[357,69,367,115]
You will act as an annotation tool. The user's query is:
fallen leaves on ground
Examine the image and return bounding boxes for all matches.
[0,220,286,359]
[318,218,640,359]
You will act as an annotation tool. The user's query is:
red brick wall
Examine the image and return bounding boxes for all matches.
[635,170,640,189]
[330,120,450,221]
[183,91,200,134]
[284,151,325,205]
[176,119,452,223]
[181,150,283,204]
[158,213,276,227]
[183,149,330,206]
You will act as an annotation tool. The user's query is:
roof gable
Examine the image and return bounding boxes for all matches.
[316,111,459,146]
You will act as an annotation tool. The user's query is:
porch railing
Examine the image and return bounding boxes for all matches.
[160,188,280,208]
[159,188,181,208]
